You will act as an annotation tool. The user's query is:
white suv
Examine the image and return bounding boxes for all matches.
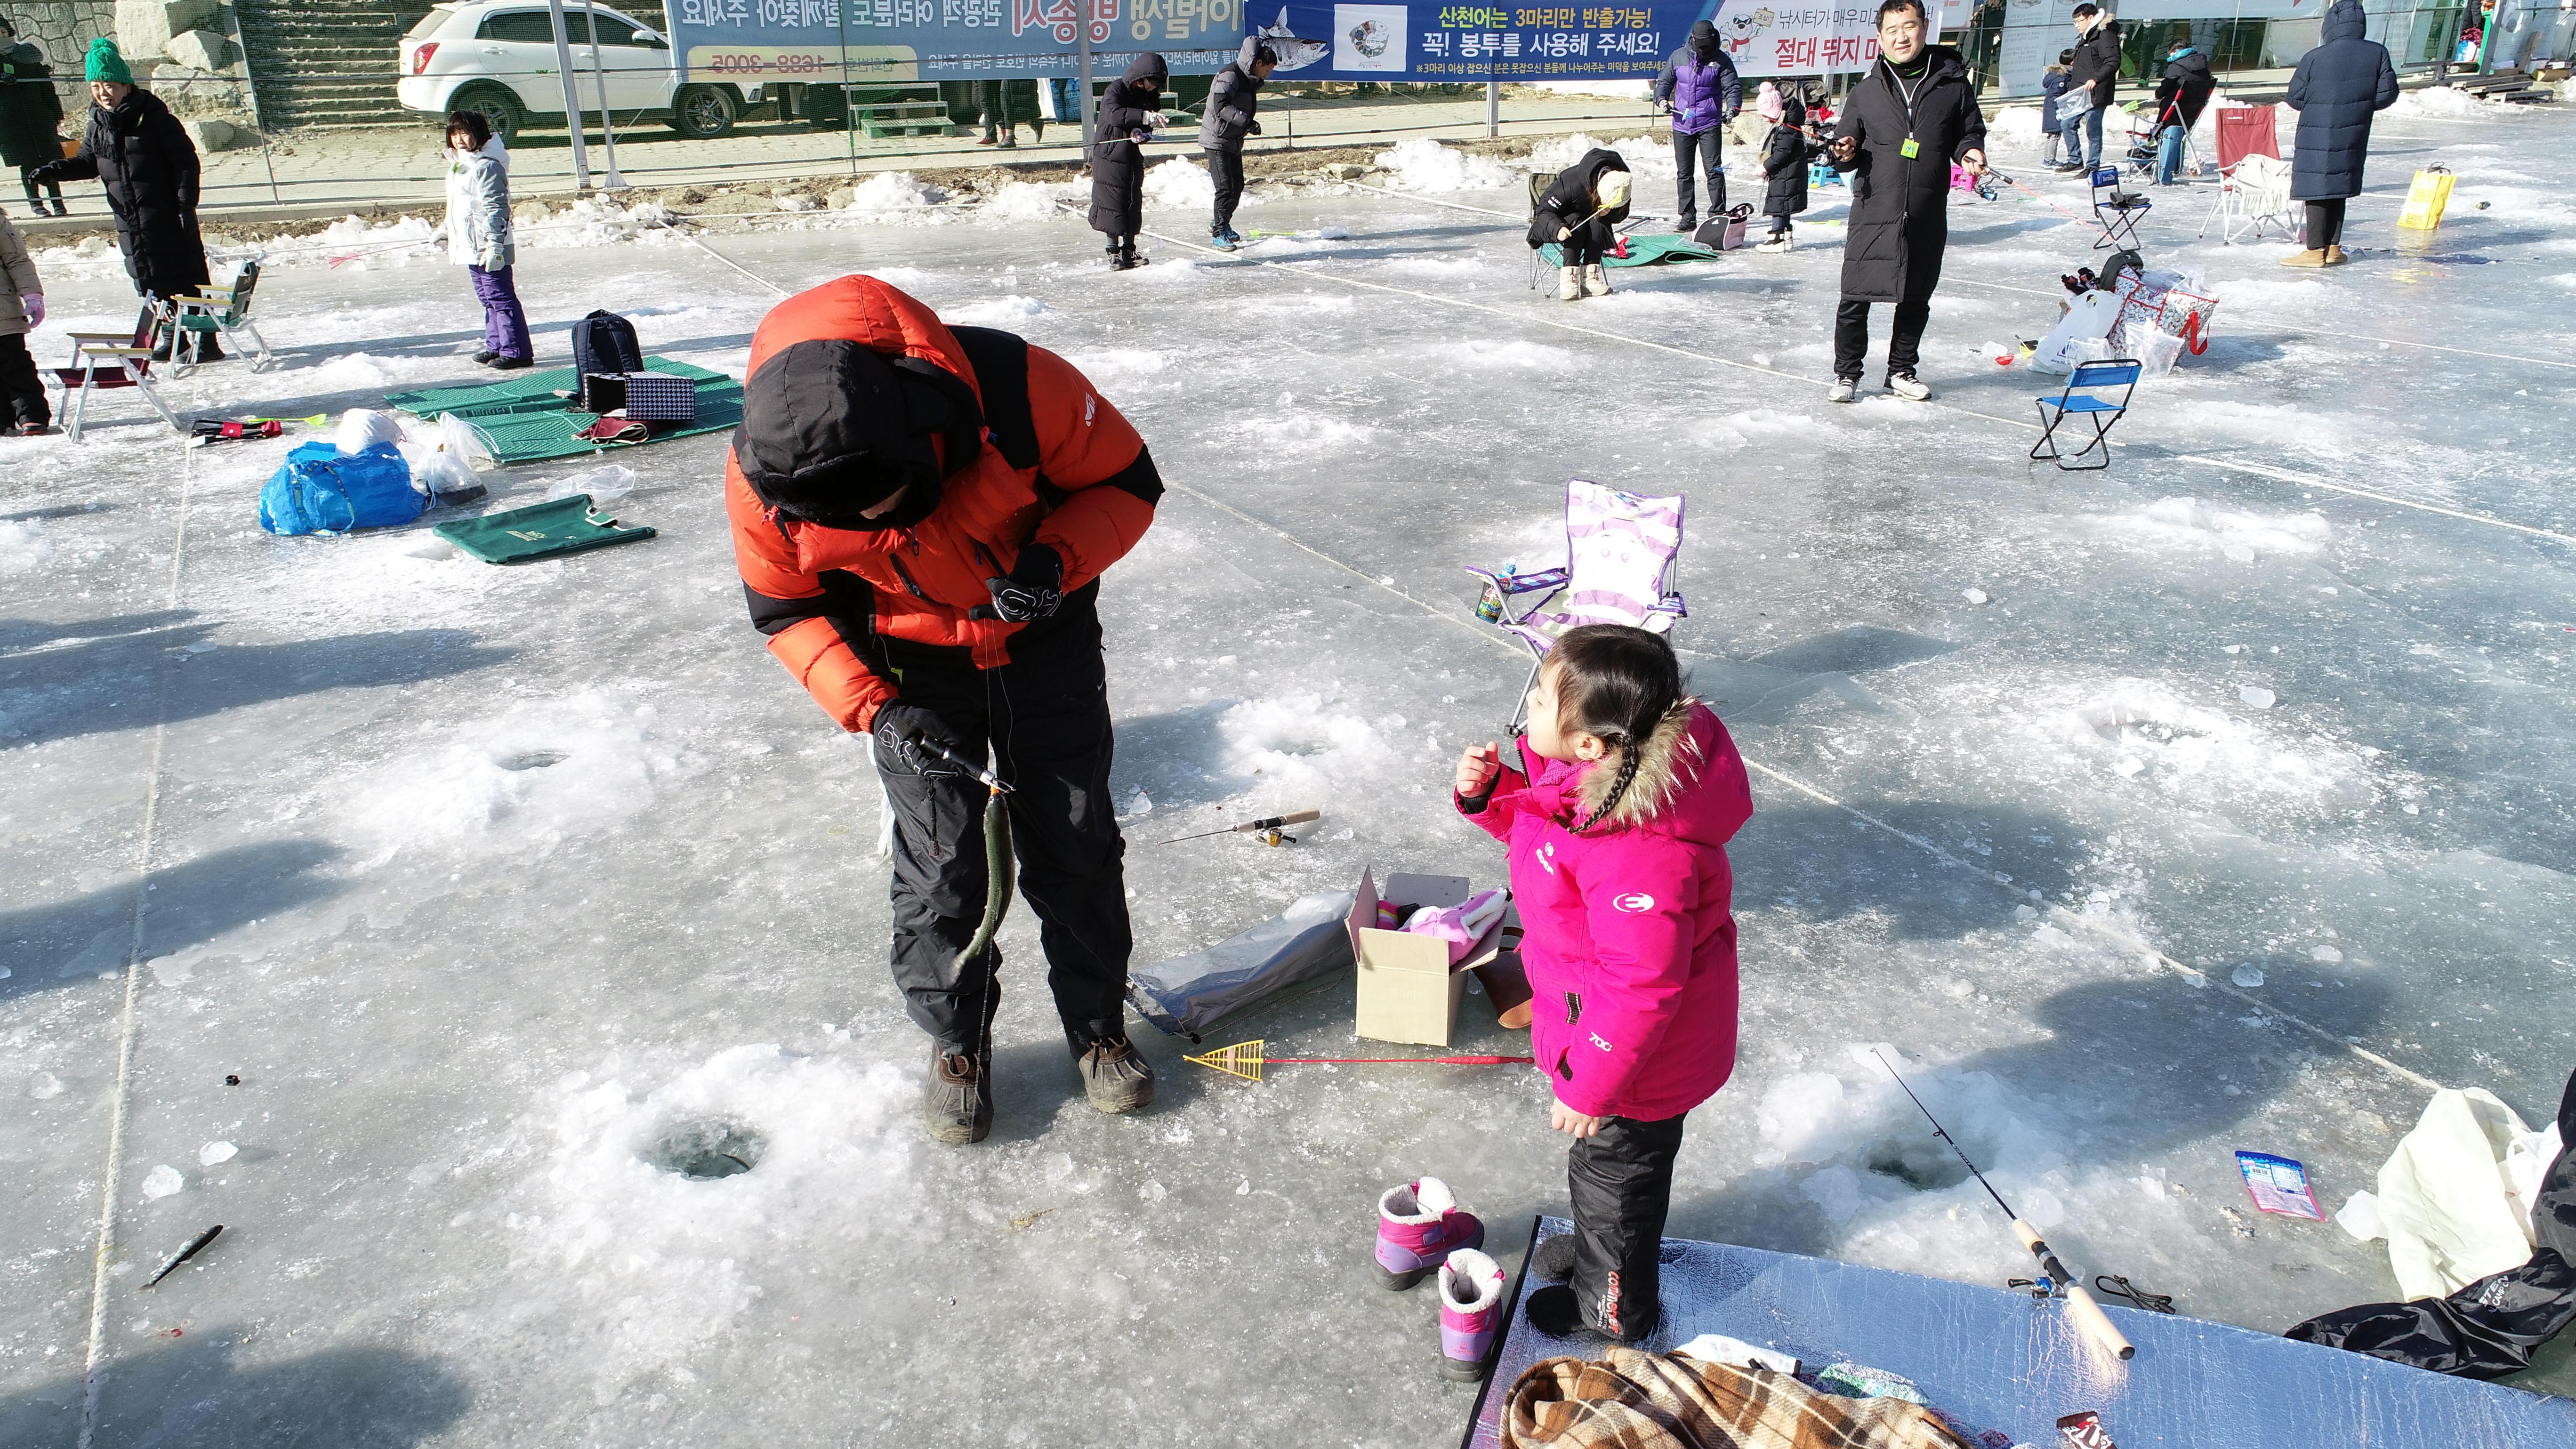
[397,1,754,141]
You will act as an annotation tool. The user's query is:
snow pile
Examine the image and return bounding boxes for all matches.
[1063,347,1172,383]
[2121,497,2334,562]
[1216,695,1397,806]
[1143,156,1216,208]
[344,691,697,866]
[300,352,409,391]
[0,519,50,575]
[980,178,1082,222]
[843,170,949,220]
[1693,408,1807,451]
[1527,133,1671,180]
[514,1044,918,1401]
[944,294,1050,325]
[2389,86,2513,120]
[31,233,128,273]
[2055,680,2367,803]
[1371,137,1514,192]
[1988,104,2044,151]
[523,198,677,248]
[1751,1048,2101,1281]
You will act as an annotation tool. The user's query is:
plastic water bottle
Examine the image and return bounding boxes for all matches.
[1476,564,1515,621]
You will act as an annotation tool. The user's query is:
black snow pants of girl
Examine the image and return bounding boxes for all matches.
[1561,216,1614,268]
[1568,1110,1688,1341]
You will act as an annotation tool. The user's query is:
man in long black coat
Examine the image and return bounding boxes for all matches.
[32,40,217,358]
[1826,0,1985,403]
[1087,52,1168,272]
[0,16,66,217]
[2282,0,2396,268]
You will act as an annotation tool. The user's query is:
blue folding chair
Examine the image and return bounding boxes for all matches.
[2091,166,2152,251]
[2030,358,2141,470]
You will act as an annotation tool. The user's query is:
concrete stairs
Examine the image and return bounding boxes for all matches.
[236,0,438,129]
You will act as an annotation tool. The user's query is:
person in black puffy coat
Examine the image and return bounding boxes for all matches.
[0,17,66,217]
[2282,0,2396,268]
[1526,146,1631,301]
[1826,0,1985,402]
[31,40,216,359]
[1088,52,1168,271]
[1198,37,1275,249]
[1754,92,1819,252]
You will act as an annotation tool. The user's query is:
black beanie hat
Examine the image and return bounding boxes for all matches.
[732,340,982,531]
[1689,19,1717,53]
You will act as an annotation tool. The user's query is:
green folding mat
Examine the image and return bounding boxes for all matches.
[1539,232,1724,268]
[384,355,742,465]
[431,495,658,564]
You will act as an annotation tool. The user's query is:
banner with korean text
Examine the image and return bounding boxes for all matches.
[1248,0,1913,82]
[665,0,1237,80]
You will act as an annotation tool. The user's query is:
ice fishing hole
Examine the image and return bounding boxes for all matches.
[497,750,569,772]
[1862,1141,1972,1192]
[642,1118,767,1181]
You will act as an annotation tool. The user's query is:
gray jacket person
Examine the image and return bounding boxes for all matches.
[1200,36,1275,249]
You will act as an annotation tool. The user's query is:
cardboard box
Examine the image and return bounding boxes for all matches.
[1349,869,1509,1047]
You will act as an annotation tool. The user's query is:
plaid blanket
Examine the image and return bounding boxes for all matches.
[1502,1348,1973,1449]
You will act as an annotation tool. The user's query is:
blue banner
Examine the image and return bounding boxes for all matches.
[1247,0,1898,82]
[665,0,1238,80]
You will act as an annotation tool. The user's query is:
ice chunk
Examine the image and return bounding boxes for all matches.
[2230,964,2266,988]
[2238,686,2277,710]
[28,1071,63,1099]
[2311,945,2345,963]
[141,1165,184,1200]
[1963,588,1989,605]
[199,1141,237,1167]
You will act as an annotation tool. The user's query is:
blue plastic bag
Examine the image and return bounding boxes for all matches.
[258,442,426,536]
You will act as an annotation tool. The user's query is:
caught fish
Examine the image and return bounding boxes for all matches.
[143,1224,224,1289]
[1255,7,1328,72]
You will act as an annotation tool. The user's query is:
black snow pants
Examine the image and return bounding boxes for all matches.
[1671,129,1725,225]
[875,615,1133,1061]
[0,333,48,431]
[1205,146,1245,233]
[1567,1110,1689,1342]
[1833,296,1931,382]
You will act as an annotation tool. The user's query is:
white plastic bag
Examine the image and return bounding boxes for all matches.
[543,463,637,505]
[438,412,497,472]
[2033,289,2123,374]
[2135,330,2184,378]
[334,407,404,454]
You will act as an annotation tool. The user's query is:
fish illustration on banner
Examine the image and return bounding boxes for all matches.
[1256,5,1330,69]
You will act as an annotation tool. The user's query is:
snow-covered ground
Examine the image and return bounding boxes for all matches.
[6,94,2576,1445]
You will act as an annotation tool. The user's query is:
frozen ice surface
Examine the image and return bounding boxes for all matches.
[8,102,2576,1443]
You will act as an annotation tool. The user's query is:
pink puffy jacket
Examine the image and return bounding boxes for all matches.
[1458,700,1753,1122]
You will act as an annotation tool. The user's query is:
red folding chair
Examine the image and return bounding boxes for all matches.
[47,300,185,442]
[2198,104,2295,243]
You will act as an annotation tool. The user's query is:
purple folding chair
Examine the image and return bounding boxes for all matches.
[1466,477,1687,732]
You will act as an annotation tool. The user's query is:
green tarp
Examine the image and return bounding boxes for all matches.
[1539,232,1725,268]
[383,355,743,466]
[431,495,657,565]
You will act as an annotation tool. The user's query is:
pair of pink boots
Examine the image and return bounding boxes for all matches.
[1376,1176,1506,1381]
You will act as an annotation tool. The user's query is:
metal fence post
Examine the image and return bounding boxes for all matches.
[1486,78,1498,136]
[582,0,624,187]
[547,0,592,190]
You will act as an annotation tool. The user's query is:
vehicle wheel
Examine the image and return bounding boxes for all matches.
[452,84,523,143]
[669,84,736,139]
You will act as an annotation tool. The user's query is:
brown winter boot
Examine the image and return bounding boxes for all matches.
[2322,244,2348,266]
[1074,1035,1156,1114]
[2278,248,2327,268]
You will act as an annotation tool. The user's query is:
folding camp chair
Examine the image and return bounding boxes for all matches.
[1466,478,1686,732]
[2090,166,2153,250]
[48,301,183,443]
[2198,105,2295,243]
[168,257,274,374]
[2029,358,2141,471]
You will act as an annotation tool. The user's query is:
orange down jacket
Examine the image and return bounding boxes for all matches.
[725,275,1160,733]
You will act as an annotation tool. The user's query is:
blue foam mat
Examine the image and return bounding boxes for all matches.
[1463,1217,2576,1449]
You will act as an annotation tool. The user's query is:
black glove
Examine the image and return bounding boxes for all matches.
[28,161,60,186]
[1247,121,1262,136]
[872,703,967,780]
[972,542,1063,623]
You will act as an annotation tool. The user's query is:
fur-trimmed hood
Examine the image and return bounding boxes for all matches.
[1526,699,1747,848]
[1574,696,1704,831]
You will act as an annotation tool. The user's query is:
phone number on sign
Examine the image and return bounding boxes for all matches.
[699,51,840,72]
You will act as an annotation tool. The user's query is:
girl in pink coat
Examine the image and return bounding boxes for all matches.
[1453,624,1753,1342]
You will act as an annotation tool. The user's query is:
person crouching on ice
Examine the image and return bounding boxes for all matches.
[1452,625,1753,1343]
[726,275,1165,1145]
[1528,149,1631,302]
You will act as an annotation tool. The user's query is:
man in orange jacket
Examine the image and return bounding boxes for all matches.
[727,275,1163,1144]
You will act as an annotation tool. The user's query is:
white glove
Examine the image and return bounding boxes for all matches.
[22,293,41,328]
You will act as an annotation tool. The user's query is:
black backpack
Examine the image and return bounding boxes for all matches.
[572,309,644,378]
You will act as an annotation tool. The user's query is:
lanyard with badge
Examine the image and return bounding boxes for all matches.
[1890,56,1924,159]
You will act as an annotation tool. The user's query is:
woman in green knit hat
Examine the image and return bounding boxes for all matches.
[30,38,217,359]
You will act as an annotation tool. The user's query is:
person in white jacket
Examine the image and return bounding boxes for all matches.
[435,109,530,370]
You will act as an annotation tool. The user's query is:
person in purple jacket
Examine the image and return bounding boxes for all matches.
[1651,20,1743,234]
[1453,624,1755,1343]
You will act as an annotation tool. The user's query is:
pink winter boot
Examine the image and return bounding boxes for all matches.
[1438,1248,1507,1380]
[1375,1176,1485,1289]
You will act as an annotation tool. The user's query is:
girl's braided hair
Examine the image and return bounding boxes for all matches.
[1548,625,1684,834]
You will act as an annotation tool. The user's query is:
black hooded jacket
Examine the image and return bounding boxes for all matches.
[2285,0,2398,201]
[1089,53,1169,236]
[2154,48,2216,130]
[1830,45,1985,305]
[42,87,209,301]
[1526,147,1631,249]
[2068,16,2122,103]
[1762,97,1818,216]
[0,40,64,170]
